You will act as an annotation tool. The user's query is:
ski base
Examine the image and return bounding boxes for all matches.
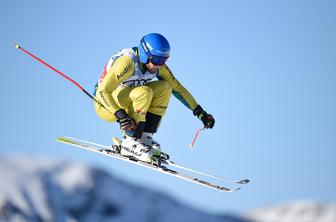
[56,136,249,193]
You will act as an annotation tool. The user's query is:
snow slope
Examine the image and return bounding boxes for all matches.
[0,156,248,222]
[1,156,335,222]
[245,201,336,222]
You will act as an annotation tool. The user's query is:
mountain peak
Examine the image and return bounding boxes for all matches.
[0,156,247,222]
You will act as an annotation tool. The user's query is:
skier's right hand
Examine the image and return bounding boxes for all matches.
[114,109,137,131]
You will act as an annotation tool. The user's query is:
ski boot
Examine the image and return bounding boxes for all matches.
[141,132,169,161]
[109,138,121,153]
[120,135,154,163]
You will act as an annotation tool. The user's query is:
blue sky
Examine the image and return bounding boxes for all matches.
[1,0,336,214]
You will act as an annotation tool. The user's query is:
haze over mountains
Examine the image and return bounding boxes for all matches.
[0,157,334,222]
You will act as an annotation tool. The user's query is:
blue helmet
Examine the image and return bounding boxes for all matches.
[138,33,170,65]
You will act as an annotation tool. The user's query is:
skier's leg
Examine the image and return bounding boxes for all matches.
[140,81,172,159]
[146,80,172,121]
[127,86,153,124]
[94,100,117,122]
[113,85,154,162]
[95,85,154,162]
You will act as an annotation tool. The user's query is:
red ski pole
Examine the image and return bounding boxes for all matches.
[15,44,105,109]
[189,127,205,148]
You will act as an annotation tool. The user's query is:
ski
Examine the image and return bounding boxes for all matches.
[56,136,244,192]
[165,160,249,185]
[63,136,250,185]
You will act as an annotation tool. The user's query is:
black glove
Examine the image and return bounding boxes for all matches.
[193,105,215,129]
[114,109,136,131]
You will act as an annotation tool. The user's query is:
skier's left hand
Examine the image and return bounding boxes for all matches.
[193,105,215,129]
[202,114,215,129]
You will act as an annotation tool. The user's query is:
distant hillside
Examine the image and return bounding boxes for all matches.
[0,156,249,222]
[245,201,336,222]
[1,156,334,222]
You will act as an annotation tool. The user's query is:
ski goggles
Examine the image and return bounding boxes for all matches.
[141,38,169,66]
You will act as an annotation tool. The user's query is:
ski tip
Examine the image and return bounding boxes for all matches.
[55,136,71,143]
[233,187,242,192]
[236,179,250,184]
[224,187,241,192]
[15,44,21,49]
[55,137,64,142]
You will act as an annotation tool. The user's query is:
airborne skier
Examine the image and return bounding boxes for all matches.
[93,33,215,163]
[16,40,249,192]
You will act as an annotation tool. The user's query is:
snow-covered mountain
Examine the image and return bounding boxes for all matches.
[0,156,248,222]
[1,156,335,222]
[245,201,336,222]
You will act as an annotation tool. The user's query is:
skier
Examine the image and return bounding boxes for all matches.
[93,33,215,163]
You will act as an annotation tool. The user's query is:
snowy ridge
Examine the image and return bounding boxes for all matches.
[0,156,247,222]
[0,156,335,222]
[245,201,336,222]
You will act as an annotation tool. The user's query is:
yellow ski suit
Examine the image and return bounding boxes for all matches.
[94,48,198,125]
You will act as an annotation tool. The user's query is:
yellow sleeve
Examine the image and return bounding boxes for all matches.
[158,65,198,111]
[95,55,134,114]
